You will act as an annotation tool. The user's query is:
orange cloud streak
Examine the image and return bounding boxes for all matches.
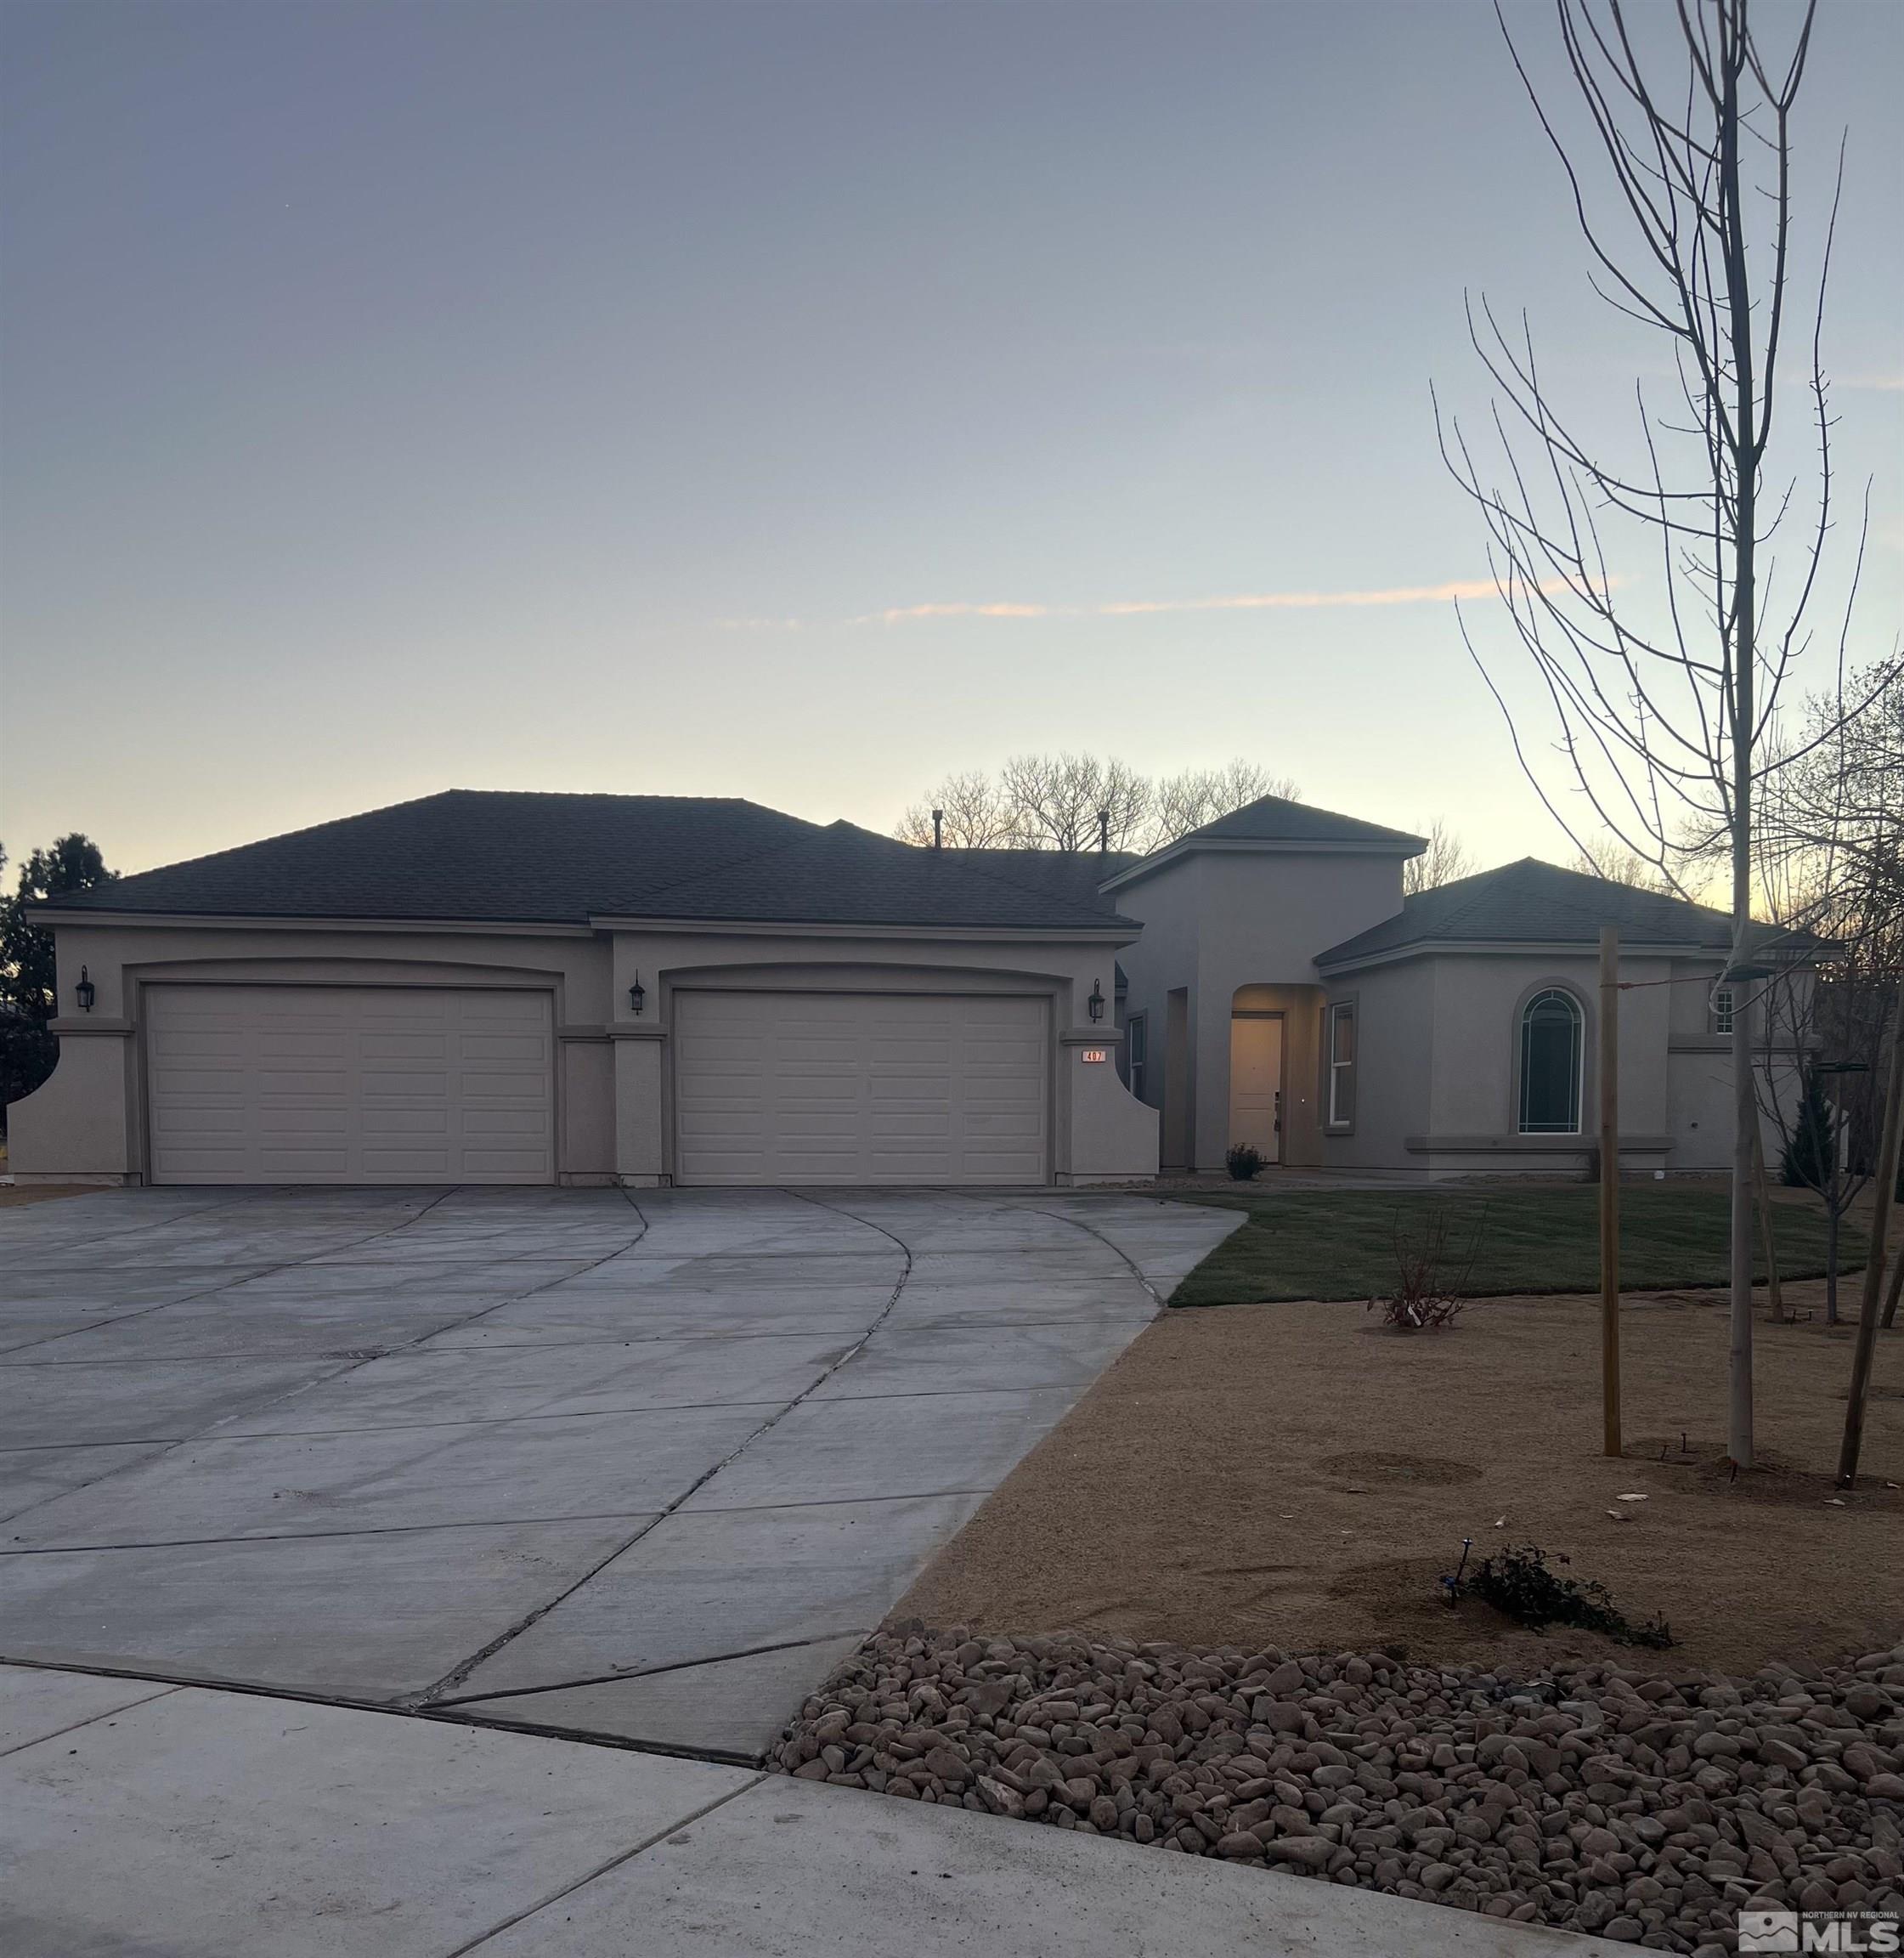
[721,576,1592,631]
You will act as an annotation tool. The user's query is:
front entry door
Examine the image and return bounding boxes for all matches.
[1229,1014,1284,1163]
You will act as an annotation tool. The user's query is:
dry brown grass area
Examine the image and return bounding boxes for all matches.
[0,1183,93,1208]
[897,1280,1902,1678]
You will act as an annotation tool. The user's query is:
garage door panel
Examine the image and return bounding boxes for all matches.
[145,987,554,1186]
[461,1107,549,1137]
[257,1149,354,1177]
[675,991,1047,1186]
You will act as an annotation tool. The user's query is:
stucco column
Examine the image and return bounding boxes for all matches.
[612,1026,667,1186]
[1193,991,1233,1173]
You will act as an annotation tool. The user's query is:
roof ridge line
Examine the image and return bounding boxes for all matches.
[69,789,464,893]
[594,813,832,910]
[926,847,1129,928]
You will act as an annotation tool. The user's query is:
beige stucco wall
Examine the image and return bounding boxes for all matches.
[1113,848,1405,1171]
[601,933,1150,1185]
[1108,856,1204,1167]
[7,921,616,1185]
[1420,951,1670,1176]
[1318,948,1786,1179]
[1311,959,1435,1172]
[8,917,1157,1186]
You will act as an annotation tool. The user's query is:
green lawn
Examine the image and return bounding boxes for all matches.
[1167,1185,1866,1307]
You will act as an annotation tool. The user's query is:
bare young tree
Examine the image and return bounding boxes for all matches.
[1404,818,1475,897]
[894,771,1016,849]
[1152,761,1300,848]
[1438,0,1886,1468]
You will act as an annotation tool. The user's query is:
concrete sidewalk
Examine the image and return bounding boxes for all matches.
[0,1661,1630,1958]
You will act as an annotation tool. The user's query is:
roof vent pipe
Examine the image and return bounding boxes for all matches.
[1097,808,1110,854]
[932,808,943,852]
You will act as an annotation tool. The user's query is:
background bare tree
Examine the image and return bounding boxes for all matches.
[1152,761,1300,846]
[1754,661,1904,1329]
[1438,0,1889,1468]
[1404,819,1474,897]
[895,755,1297,855]
[1570,839,1675,892]
[1000,753,1153,853]
[895,771,1016,849]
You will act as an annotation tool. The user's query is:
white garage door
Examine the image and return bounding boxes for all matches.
[145,985,556,1185]
[673,991,1048,1186]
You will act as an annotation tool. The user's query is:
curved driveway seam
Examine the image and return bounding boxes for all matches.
[0,1186,463,1367]
[0,1191,658,1536]
[0,1188,476,1526]
[1025,1199,1172,1308]
[407,1191,918,1711]
[428,1627,867,1710]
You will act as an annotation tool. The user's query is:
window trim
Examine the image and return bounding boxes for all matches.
[1126,1010,1149,1104]
[1710,987,1735,1036]
[1517,986,1585,1135]
[1325,997,1357,1132]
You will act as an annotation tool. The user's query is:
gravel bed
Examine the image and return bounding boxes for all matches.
[770,1626,1904,1954]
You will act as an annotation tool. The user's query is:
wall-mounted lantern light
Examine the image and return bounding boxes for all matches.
[1087,978,1105,1023]
[628,973,647,1017]
[75,965,95,1014]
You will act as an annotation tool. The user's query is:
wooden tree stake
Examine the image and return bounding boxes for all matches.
[1752,1122,1783,1324]
[1600,925,1621,1458]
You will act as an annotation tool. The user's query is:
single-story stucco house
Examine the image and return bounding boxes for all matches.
[8,789,1807,1188]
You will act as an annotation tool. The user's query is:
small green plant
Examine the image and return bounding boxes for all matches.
[1226,1144,1263,1181]
[1453,1542,1673,1648]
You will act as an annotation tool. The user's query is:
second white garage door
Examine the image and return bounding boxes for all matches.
[673,991,1048,1186]
[145,984,556,1185]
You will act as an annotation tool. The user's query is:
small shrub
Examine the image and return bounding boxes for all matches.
[1367,1203,1483,1330]
[1226,1144,1263,1181]
[1455,1542,1673,1648]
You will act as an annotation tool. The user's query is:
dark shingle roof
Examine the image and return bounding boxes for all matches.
[945,849,1141,907]
[1184,795,1425,850]
[607,823,1133,930]
[1317,857,1822,966]
[1101,796,1425,891]
[42,791,1134,932]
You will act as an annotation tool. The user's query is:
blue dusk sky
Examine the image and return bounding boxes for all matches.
[2,0,1898,876]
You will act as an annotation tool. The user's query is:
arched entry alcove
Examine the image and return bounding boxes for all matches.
[1229,983,1326,1167]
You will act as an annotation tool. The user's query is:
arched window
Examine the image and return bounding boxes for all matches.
[1518,989,1583,1134]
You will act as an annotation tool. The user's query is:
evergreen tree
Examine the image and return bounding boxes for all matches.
[0,835,116,1124]
[1779,1068,1835,1191]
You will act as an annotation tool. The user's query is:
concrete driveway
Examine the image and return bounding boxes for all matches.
[0,1185,1237,1760]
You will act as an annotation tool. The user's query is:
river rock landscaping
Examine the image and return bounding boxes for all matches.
[771,1627,1904,1954]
